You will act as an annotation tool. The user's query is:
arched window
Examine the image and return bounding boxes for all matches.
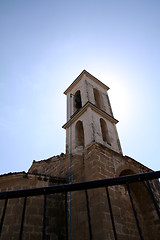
[119,169,135,177]
[100,118,111,145]
[118,169,156,239]
[74,90,82,112]
[75,121,85,147]
[93,88,101,108]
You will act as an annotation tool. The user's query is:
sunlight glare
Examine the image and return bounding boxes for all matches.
[103,74,133,124]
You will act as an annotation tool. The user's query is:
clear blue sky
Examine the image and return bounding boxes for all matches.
[0,0,160,174]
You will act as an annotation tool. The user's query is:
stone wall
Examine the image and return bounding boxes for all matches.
[0,173,66,240]
[28,143,160,240]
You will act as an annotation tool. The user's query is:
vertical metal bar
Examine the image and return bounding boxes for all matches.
[69,93,73,240]
[19,196,27,240]
[0,198,8,237]
[105,187,117,240]
[69,192,72,240]
[42,194,47,240]
[85,189,92,240]
[70,94,73,184]
[65,192,68,240]
[126,183,144,240]
[145,180,160,219]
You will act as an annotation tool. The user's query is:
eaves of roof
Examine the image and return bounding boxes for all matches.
[64,69,109,95]
[62,101,118,129]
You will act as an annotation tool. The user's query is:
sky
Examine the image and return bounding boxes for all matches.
[0,0,160,175]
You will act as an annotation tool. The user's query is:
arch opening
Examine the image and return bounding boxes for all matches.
[93,88,101,109]
[75,121,85,147]
[118,168,158,239]
[100,118,111,145]
[74,90,82,112]
[119,169,135,177]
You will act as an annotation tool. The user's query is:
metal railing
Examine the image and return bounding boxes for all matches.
[0,170,160,240]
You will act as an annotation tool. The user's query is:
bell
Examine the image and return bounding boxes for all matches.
[75,95,82,109]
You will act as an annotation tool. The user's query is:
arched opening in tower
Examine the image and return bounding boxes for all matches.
[100,118,111,145]
[75,120,85,147]
[74,90,82,112]
[93,88,101,109]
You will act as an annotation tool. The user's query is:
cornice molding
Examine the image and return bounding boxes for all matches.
[64,70,109,95]
[62,102,118,129]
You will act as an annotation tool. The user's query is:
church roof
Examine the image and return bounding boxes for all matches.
[64,69,109,95]
[0,171,66,184]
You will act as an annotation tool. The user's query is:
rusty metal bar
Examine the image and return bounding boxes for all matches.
[19,197,27,240]
[0,198,8,237]
[65,192,68,240]
[145,180,160,219]
[0,171,160,200]
[85,189,92,240]
[42,194,47,240]
[126,183,144,240]
[106,187,117,240]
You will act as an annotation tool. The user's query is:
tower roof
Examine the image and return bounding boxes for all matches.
[64,70,109,95]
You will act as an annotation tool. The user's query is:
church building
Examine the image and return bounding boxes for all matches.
[0,70,160,240]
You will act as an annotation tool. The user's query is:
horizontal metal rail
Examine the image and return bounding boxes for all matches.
[0,170,160,240]
[0,170,160,199]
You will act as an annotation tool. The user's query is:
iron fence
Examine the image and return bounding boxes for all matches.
[0,170,160,240]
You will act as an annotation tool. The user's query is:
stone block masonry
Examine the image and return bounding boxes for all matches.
[28,143,160,240]
[0,173,66,240]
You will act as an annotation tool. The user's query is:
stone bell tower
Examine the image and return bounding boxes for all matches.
[62,70,122,155]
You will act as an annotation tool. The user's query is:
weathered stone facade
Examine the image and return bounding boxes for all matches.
[0,70,160,239]
[0,173,66,240]
[28,143,160,240]
[63,70,122,155]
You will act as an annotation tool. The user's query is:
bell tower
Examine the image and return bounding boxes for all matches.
[62,70,122,155]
